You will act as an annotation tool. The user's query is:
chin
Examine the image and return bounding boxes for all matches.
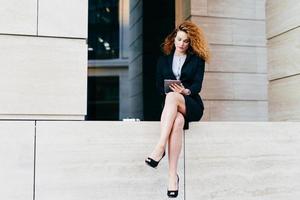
[176,49,185,53]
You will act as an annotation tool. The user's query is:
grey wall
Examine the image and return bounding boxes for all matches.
[128,0,143,119]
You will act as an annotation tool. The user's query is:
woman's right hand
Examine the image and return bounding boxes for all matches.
[169,83,191,95]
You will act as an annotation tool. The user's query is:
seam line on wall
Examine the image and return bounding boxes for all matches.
[269,72,300,82]
[191,14,265,22]
[203,99,268,102]
[209,43,266,48]
[33,120,37,200]
[184,130,186,200]
[0,33,86,40]
[267,26,300,40]
[205,71,267,75]
[36,0,39,35]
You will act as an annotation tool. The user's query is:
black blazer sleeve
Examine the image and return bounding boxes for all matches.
[188,57,205,96]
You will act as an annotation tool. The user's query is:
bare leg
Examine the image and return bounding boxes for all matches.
[168,112,184,190]
[149,92,186,161]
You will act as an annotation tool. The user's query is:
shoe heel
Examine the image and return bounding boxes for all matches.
[145,151,165,168]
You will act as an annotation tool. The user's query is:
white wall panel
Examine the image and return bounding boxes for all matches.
[202,73,267,100]
[192,16,266,46]
[192,0,265,20]
[0,35,87,119]
[202,100,268,121]
[0,121,35,200]
[208,45,267,73]
[0,0,37,35]
[38,0,88,38]
[268,28,300,80]
[266,0,300,39]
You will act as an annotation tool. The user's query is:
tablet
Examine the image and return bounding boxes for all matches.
[164,79,182,93]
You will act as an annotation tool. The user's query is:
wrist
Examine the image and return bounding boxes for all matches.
[184,89,191,95]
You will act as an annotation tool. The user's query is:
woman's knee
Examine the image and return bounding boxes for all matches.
[165,92,182,104]
[173,112,185,129]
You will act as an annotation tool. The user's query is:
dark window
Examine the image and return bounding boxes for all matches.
[87,76,119,120]
[88,0,119,59]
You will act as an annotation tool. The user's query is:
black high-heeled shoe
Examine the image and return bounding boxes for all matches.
[167,174,179,198]
[145,151,165,168]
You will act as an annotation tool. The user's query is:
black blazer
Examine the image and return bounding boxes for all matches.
[156,52,205,110]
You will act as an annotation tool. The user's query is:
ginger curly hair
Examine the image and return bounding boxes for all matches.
[162,21,211,62]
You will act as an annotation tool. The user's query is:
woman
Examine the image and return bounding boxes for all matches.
[145,21,210,198]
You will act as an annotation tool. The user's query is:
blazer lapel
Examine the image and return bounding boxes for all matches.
[180,53,193,80]
[167,52,176,79]
[183,53,192,66]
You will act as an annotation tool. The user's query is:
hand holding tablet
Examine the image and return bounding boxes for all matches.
[164,79,182,93]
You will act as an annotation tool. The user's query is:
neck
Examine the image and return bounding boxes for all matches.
[174,50,186,56]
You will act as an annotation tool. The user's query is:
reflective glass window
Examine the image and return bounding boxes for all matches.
[88,0,119,59]
[87,76,119,120]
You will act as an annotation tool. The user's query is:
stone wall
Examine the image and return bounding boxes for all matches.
[267,0,300,120]
[0,0,88,120]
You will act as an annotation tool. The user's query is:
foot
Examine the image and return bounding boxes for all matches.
[167,174,179,198]
[149,145,165,161]
[168,174,179,191]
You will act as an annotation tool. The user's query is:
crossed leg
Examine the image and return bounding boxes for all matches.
[149,92,186,190]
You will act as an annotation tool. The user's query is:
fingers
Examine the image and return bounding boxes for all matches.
[169,83,185,93]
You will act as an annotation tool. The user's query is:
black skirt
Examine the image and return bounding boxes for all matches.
[183,95,204,130]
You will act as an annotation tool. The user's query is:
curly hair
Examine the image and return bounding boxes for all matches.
[162,21,211,62]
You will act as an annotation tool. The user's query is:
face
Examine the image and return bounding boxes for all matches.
[174,30,190,54]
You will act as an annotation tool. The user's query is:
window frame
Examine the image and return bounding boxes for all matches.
[88,0,129,66]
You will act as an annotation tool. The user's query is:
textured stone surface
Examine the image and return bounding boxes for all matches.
[0,121,35,200]
[0,35,87,119]
[192,0,265,20]
[202,100,268,121]
[266,0,300,39]
[269,75,300,121]
[35,121,184,200]
[0,0,37,35]
[38,0,88,38]
[268,28,300,80]
[202,72,267,100]
[208,45,267,73]
[186,122,300,200]
[192,16,266,46]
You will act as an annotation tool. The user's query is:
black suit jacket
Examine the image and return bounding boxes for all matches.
[156,52,205,110]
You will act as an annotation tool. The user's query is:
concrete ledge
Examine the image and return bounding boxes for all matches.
[186,122,300,199]
[35,121,184,200]
[1,121,300,200]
